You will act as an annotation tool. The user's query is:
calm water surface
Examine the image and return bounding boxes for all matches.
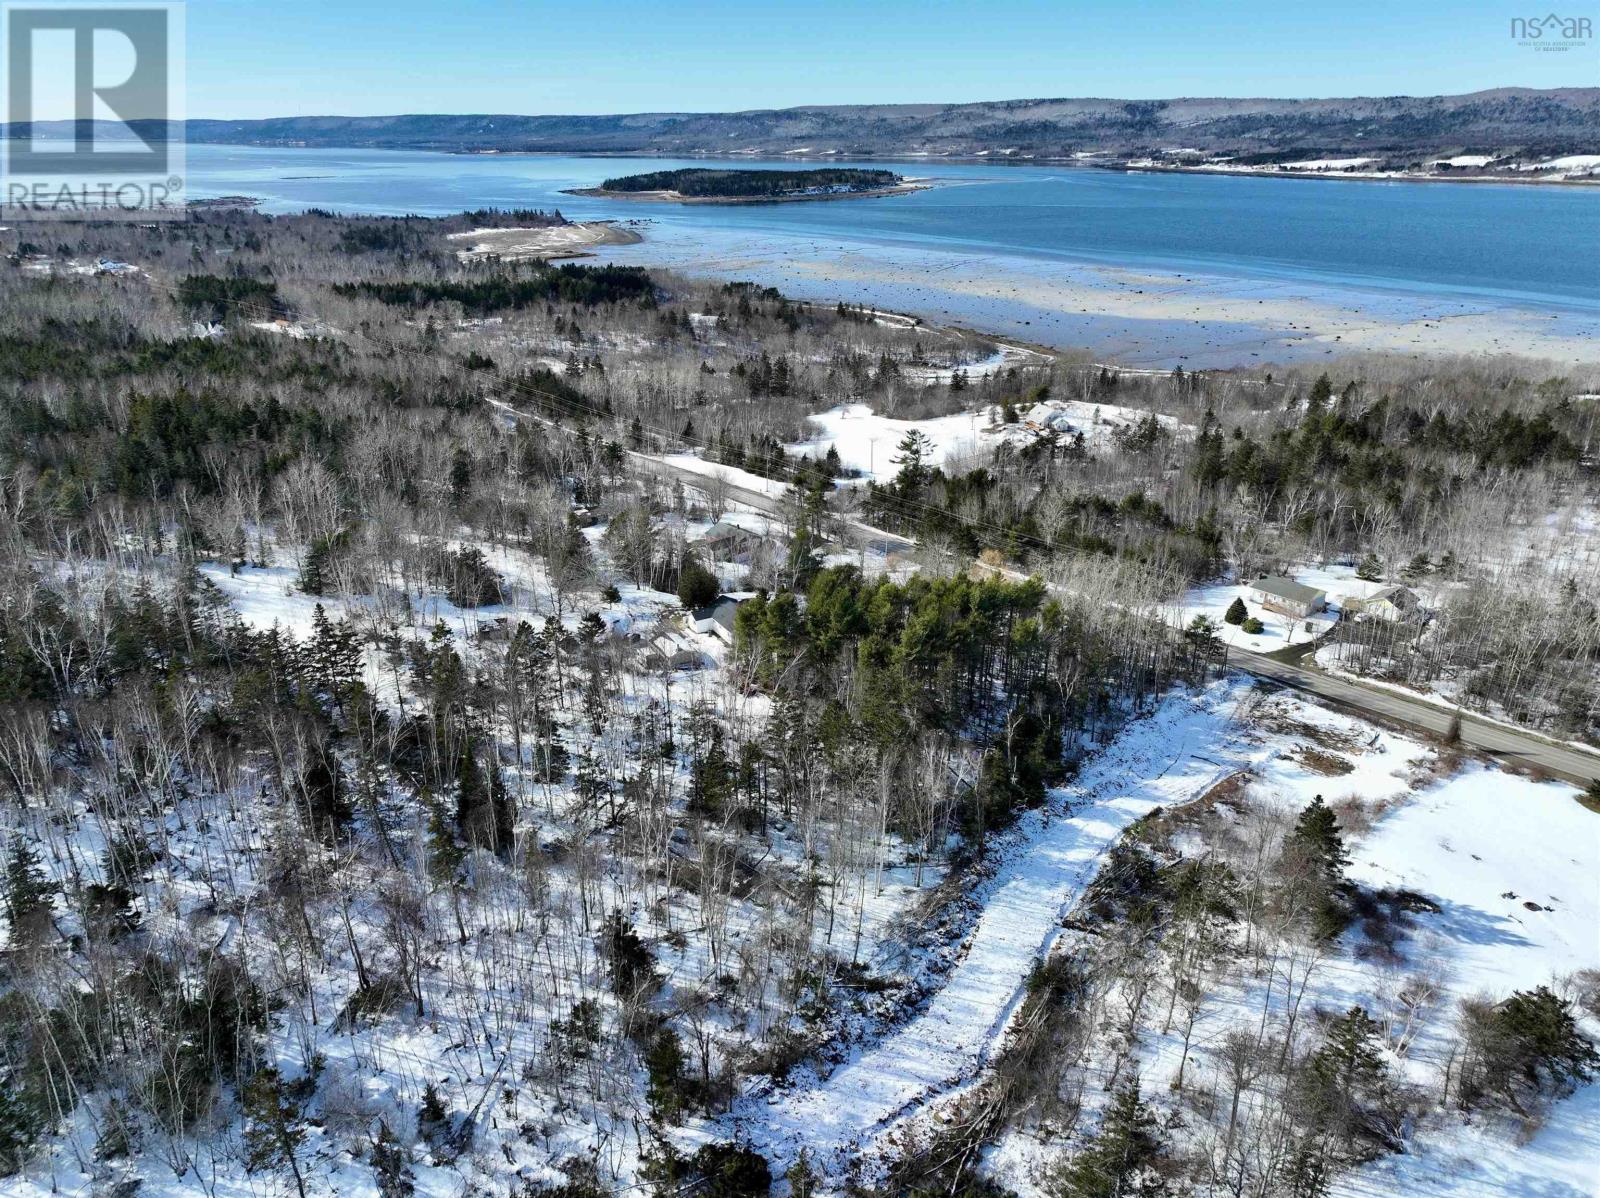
[177,144,1600,364]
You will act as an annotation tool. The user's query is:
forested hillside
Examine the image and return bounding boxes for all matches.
[0,211,1594,1198]
[11,87,1584,161]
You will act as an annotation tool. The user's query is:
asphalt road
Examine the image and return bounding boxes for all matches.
[1233,649,1600,786]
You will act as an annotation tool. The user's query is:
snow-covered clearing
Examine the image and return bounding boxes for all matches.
[788,402,998,483]
[1277,157,1378,170]
[250,318,339,339]
[1518,154,1600,178]
[788,398,1186,485]
[982,686,1599,1198]
[651,451,791,499]
[1333,1084,1599,1198]
[726,679,1270,1181]
[900,343,1049,386]
[1333,765,1599,1198]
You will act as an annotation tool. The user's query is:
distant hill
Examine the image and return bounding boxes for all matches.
[9,89,1599,164]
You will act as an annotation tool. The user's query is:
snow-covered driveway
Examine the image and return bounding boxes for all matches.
[731,680,1265,1180]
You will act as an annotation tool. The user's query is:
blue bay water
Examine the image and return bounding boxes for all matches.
[178,144,1600,366]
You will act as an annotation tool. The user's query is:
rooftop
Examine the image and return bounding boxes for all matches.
[1250,575,1327,605]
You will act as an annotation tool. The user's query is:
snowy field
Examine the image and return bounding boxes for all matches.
[651,450,790,498]
[787,402,999,483]
[787,398,1188,485]
[983,686,1599,1198]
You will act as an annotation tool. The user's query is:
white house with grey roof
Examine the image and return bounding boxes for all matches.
[690,593,753,644]
[1345,583,1421,622]
[1247,576,1327,619]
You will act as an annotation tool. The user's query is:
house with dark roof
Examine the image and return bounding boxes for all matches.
[1247,576,1327,619]
[700,521,765,562]
[690,594,747,643]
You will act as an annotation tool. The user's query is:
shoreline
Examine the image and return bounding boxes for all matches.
[436,145,1600,188]
[592,232,1600,370]
[1115,163,1600,188]
[560,181,930,204]
[445,219,642,261]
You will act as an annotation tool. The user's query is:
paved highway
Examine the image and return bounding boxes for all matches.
[1233,649,1600,785]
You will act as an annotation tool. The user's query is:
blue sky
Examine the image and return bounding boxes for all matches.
[181,0,1597,118]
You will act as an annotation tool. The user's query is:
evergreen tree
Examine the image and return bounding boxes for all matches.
[645,1025,687,1122]
[299,741,352,841]
[1224,597,1248,626]
[1306,373,1334,415]
[677,556,720,610]
[242,1066,310,1198]
[1288,795,1350,881]
[1284,795,1351,940]
[298,537,331,596]
[892,429,934,496]
[1050,1077,1166,1198]
[1461,985,1599,1114]
[454,742,513,854]
[448,449,472,500]
[1303,1005,1394,1158]
[688,724,737,819]
[369,1119,415,1198]
[3,839,56,945]
[786,1149,819,1198]
[0,1067,46,1176]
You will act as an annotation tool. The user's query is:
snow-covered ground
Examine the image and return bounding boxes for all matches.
[1516,154,1600,179]
[788,402,998,483]
[788,398,1187,485]
[1333,764,1599,1198]
[250,318,339,339]
[1333,1084,1599,1198]
[651,451,790,499]
[1276,157,1378,170]
[899,342,1049,386]
[983,687,1599,1198]
[1172,563,1387,652]
[726,679,1270,1181]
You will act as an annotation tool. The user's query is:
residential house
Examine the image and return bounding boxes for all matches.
[699,521,764,565]
[1247,576,1327,619]
[643,632,703,672]
[690,594,748,644]
[1346,584,1421,622]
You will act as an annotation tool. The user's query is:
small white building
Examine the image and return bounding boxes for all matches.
[1247,576,1327,619]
